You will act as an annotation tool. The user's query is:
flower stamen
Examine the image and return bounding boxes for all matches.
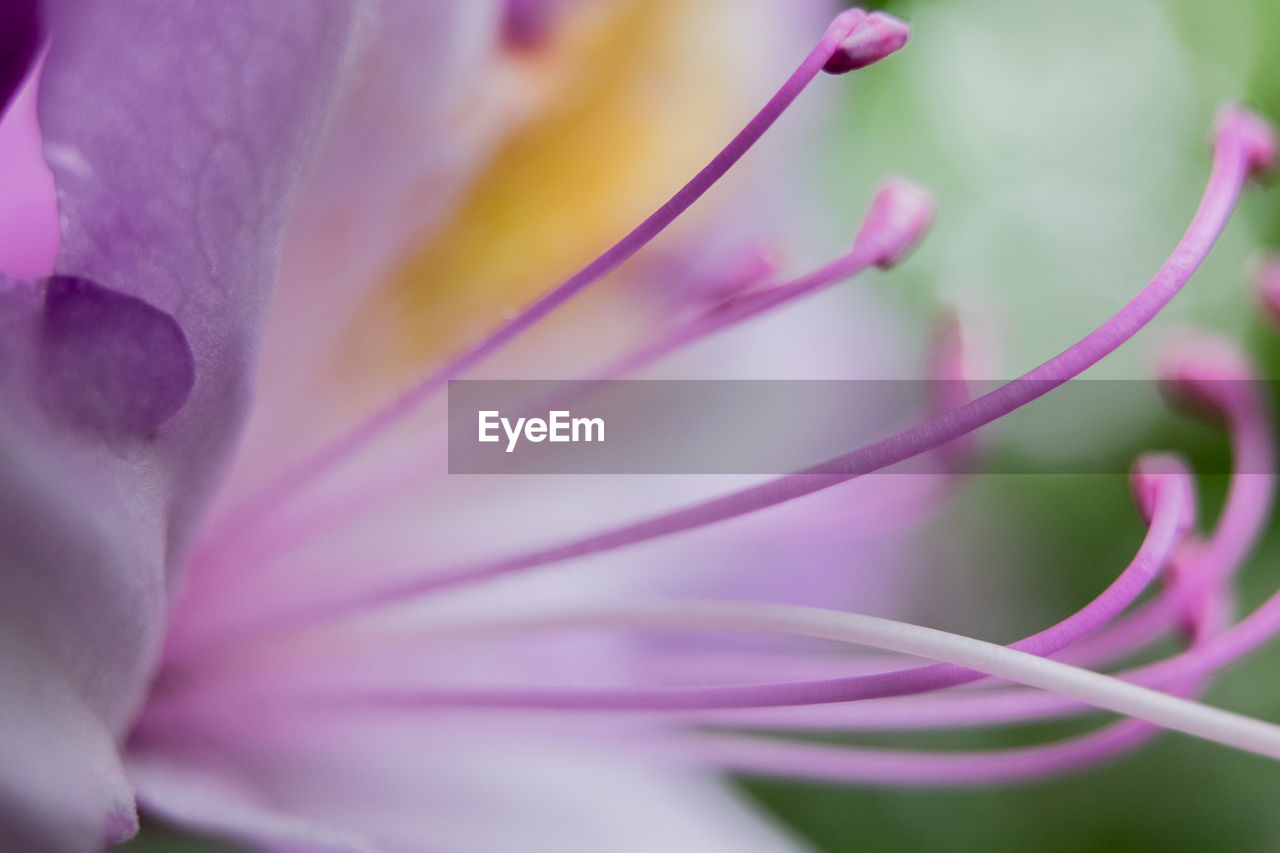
[1060,335,1272,665]
[276,107,1272,627]
[170,457,1187,712]
[201,8,910,549]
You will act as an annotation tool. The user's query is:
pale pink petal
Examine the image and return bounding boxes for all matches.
[0,2,360,845]
[131,712,807,853]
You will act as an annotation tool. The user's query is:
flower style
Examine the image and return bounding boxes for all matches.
[1,2,1279,852]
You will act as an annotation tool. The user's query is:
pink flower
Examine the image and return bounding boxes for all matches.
[2,2,1279,851]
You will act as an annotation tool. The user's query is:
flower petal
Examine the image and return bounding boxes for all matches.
[0,1,359,845]
[36,0,357,540]
[130,711,807,853]
[38,275,195,436]
[235,0,526,467]
[0,361,155,849]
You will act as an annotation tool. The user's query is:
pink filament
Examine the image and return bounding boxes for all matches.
[169,462,1186,710]
[698,347,1275,733]
[383,465,1184,710]
[695,720,1169,785]
[586,179,934,381]
[688,566,1226,788]
[1058,354,1271,666]
[175,183,928,614]
[153,337,1275,778]
[214,104,1260,647]
[391,108,1258,589]
[199,8,883,552]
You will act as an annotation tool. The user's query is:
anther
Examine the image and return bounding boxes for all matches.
[1213,105,1276,181]
[852,177,936,269]
[687,241,781,306]
[824,11,911,74]
[1157,333,1258,422]
[1129,453,1197,538]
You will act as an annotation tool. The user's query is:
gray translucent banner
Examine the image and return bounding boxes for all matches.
[447,379,1271,475]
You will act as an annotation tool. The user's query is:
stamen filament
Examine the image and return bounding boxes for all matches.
[695,344,1274,732]
[692,719,1177,786]
[1059,344,1272,665]
[374,106,1263,600]
[370,600,1280,760]
[174,462,1185,708]
[360,462,1184,711]
[171,181,932,611]
[190,106,1264,655]
[201,8,897,550]
[591,179,934,381]
[685,575,1224,786]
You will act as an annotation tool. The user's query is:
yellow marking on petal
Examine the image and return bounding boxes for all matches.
[341,0,764,386]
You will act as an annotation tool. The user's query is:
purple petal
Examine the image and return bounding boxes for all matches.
[0,339,154,849]
[39,275,195,436]
[36,0,357,500]
[0,1,359,845]
[32,0,358,606]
